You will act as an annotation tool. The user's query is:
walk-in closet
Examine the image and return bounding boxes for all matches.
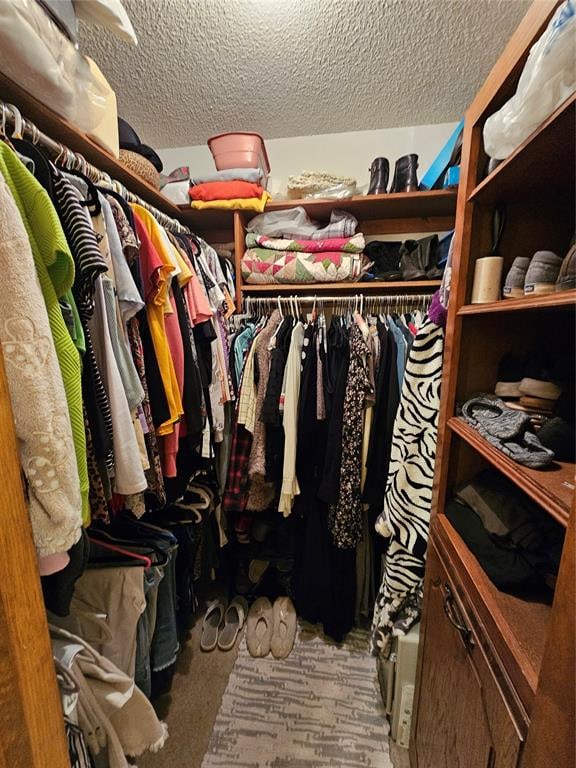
[0,1,573,767]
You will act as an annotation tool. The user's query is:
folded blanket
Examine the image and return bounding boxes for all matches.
[247,206,358,240]
[191,167,265,185]
[189,180,264,201]
[242,247,371,284]
[246,232,365,253]
[190,192,271,212]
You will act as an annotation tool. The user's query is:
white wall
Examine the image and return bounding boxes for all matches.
[158,122,458,198]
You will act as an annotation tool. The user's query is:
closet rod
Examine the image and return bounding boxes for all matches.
[242,293,434,305]
[0,100,188,235]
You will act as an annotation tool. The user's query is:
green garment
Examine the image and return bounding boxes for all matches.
[0,143,89,521]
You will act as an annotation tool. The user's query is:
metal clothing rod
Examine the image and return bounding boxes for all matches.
[242,293,434,304]
[0,100,188,235]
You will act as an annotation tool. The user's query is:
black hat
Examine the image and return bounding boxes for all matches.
[118,118,163,172]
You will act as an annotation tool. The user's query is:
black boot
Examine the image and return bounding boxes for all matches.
[367,157,389,195]
[390,154,419,193]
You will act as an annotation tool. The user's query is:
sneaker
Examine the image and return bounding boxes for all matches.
[524,251,563,296]
[555,242,576,292]
[502,257,531,299]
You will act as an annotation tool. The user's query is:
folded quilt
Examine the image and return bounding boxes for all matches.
[190,192,271,212]
[191,167,265,185]
[189,180,264,201]
[242,247,371,284]
[245,232,365,253]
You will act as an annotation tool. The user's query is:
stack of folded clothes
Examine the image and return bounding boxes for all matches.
[188,167,271,212]
[241,207,371,284]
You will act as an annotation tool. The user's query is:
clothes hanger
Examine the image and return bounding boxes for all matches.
[88,536,152,568]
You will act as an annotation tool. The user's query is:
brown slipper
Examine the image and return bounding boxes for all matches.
[246,597,273,658]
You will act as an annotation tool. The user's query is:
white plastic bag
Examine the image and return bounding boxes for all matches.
[0,0,111,133]
[483,0,576,159]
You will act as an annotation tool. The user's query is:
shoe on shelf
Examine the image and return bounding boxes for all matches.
[390,154,419,193]
[502,256,531,298]
[270,597,297,660]
[518,377,562,401]
[367,157,389,195]
[519,395,555,412]
[494,353,526,398]
[400,239,426,280]
[556,242,576,292]
[200,600,226,652]
[524,250,563,295]
[246,597,274,658]
[364,241,402,280]
[460,395,555,468]
[218,596,249,651]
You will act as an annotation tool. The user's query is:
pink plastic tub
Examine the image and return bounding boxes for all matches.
[208,132,271,179]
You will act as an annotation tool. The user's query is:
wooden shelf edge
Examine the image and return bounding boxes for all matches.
[469,93,576,203]
[448,417,573,526]
[179,188,458,221]
[458,291,576,315]
[241,280,442,293]
[0,73,181,219]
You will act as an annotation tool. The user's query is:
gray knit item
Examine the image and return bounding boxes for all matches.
[461,396,555,468]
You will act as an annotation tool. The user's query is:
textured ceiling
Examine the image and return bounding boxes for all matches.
[80,0,530,150]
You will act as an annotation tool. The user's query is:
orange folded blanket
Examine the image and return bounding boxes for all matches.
[189,180,265,201]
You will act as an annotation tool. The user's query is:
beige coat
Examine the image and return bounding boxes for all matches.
[0,178,81,557]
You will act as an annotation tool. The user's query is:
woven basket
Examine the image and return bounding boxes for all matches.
[119,149,160,189]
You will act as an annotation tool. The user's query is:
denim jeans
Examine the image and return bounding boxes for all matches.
[135,565,164,698]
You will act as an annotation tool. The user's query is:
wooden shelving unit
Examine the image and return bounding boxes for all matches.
[227,191,456,304]
[469,93,575,205]
[411,4,575,768]
[449,417,574,526]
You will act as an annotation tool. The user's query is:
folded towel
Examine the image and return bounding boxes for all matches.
[191,168,265,185]
[190,192,271,212]
[245,232,365,253]
[189,180,264,202]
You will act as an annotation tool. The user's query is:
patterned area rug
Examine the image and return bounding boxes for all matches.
[201,623,392,768]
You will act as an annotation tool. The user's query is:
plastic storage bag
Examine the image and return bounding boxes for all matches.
[0,0,110,133]
[483,0,576,159]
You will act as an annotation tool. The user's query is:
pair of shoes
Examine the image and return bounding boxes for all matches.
[495,353,563,404]
[200,596,249,652]
[246,596,297,659]
[502,247,573,298]
[364,234,444,281]
[367,154,419,195]
[400,234,444,280]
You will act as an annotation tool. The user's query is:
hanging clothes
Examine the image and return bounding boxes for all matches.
[371,313,445,656]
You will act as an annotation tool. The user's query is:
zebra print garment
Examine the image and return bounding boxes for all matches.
[371,315,444,657]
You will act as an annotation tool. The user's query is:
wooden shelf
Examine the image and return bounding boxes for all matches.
[0,73,181,218]
[176,207,235,232]
[449,417,574,526]
[469,93,576,206]
[435,514,552,707]
[458,290,576,315]
[241,280,441,293]
[179,189,457,235]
